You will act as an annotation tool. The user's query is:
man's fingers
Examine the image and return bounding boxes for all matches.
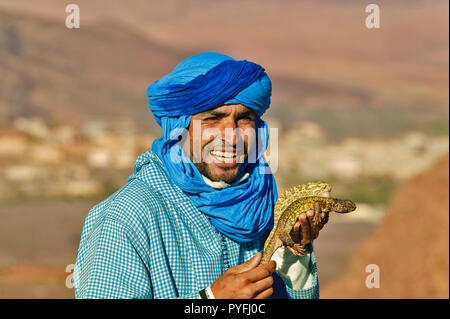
[232,252,262,274]
[310,206,322,239]
[318,212,330,230]
[249,273,274,297]
[306,209,322,240]
[291,192,331,244]
[299,213,311,245]
[244,260,276,282]
[290,220,301,242]
[254,287,274,299]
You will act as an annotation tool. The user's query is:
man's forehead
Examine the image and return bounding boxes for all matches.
[195,104,255,116]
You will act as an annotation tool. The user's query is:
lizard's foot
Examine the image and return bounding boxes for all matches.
[287,244,306,257]
[279,231,307,257]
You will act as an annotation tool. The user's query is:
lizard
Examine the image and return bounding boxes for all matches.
[273,181,332,224]
[260,182,357,265]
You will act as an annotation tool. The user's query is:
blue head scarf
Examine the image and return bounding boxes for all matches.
[147,52,277,243]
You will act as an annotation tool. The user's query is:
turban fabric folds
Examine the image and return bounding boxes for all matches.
[147,52,277,243]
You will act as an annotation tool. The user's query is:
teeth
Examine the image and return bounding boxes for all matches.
[211,150,236,158]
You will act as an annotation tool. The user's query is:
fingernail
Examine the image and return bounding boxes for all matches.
[307,211,314,217]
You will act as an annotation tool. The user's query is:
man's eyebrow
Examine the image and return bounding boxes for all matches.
[237,110,256,117]
[200,110,228,117]
[199,109,256,118]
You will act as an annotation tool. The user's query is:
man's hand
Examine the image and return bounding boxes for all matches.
[290,191,331,246]
[210,252,276,299]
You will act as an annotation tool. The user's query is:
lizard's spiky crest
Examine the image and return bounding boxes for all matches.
[273,181,332,223]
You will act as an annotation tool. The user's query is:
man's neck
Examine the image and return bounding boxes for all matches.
[202,172,250,189]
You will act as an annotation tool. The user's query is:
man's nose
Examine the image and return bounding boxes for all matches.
[219,120,238,146]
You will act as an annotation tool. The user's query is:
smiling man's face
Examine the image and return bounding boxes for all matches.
[183,104,257,184]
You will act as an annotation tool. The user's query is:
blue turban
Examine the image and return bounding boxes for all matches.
[147,52,277,243]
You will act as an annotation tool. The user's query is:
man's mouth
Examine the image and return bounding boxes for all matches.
[211,150,236,160]
[208,149,244,167]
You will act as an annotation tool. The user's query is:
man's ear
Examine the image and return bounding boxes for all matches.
[180,128,192,159]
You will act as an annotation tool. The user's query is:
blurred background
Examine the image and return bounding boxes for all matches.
[0,0,448,298]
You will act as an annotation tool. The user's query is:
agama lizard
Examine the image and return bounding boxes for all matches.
[260,182,357,265]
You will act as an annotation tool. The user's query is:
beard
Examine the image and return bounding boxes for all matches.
[194,160,245,184]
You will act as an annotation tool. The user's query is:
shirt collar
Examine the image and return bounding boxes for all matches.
[202,172,250,189]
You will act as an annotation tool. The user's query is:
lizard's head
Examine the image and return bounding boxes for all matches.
[331,199,357,213]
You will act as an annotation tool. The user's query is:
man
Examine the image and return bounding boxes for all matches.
[74,52,330,299]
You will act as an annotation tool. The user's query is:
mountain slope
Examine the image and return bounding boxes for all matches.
[322,153,449,298]
[0,9,188,131]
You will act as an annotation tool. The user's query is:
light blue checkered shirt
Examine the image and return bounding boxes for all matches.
[73,150,319,299]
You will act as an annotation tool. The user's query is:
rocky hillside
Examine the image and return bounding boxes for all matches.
[1,0,448,139]
[0,9,187,132]
[322,153,449,298]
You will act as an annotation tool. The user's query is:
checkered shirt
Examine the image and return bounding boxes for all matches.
[73,150,319,299]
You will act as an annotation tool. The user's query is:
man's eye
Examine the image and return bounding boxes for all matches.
[203,117,218,121]
[237,116,253,122]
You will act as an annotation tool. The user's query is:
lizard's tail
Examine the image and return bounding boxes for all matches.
[260,232,277,265]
